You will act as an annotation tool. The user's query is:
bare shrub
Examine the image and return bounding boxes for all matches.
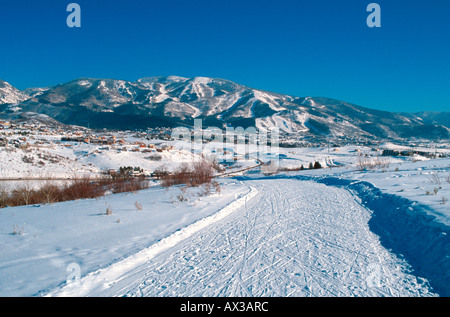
[198,183,212,197]
[105,203,113,215]
[161,163,191,187]
[211,160,225,173]
[440,196,448,205]
[428,172,441,185]
[10,183,36,206]
[356,154,390,171]
[433,187,440,195]
[0,184,9,208]
[109,175,149,194]
[37,180,60,204]
[153,166,168,180]
[356,154,367,171]
[37,152,62,164]
[12,224,24,235]
[0,174,150,209]
[212,180,221,195]
[22,155,34,164]
[135,201,143,211]
[61,177,106,201]
[162,160,214,188]
[191,160,214,185]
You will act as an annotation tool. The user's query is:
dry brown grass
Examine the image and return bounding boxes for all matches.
[0,175,150,209]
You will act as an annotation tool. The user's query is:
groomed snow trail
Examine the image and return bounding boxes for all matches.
[50,179,434,297]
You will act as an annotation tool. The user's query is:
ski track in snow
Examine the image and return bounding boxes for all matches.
[47,179,434,297]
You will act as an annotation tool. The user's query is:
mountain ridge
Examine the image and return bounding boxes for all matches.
[0,77,448,140]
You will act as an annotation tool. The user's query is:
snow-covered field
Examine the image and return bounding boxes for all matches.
[47,179,435,297]
[0,180,246,296]
[0,138,449,297]
[0,139,202,180]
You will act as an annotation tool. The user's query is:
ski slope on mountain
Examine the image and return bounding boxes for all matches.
[2,76,448,139]
[47,179,435,297]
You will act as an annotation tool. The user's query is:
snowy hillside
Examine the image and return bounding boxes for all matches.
[0,80,29,105]
[2,77,449,140]
[0,136,204,180]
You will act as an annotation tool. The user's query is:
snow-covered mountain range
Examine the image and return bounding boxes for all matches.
[0,77,448,139]
[0,80,29,105]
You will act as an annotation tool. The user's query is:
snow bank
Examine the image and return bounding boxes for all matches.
[304,176,449,297]
[236,173,450,296]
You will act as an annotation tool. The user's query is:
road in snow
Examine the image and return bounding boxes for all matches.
[48,179,434,297]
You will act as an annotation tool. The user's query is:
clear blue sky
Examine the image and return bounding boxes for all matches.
[0,0,449,113]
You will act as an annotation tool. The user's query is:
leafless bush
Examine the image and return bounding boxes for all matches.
[105,203,113,215]
[356,154,390,171]
[135,201,143,210]
[162,163,191,187]
[10,183,36,206]
[0,173,151,209]
[198,183,212,197]
[108,175,149,194]
[60,177,106,201]
[211,160,225,173]
[433,187,440,195]
[36,152,62,164]
[0,184,9,208]
[176,194,187,202]
[37,180,60,204]
[22,155,34,164]
[162,160,214,187]
[428,172,441,185]
[153,166,168,180]
[12,224,24,235]
[440,196,448,205]
[191,160,215,185]
[212,181,221,195]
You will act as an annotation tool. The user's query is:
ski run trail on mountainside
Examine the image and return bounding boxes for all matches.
[48,179,434,297]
